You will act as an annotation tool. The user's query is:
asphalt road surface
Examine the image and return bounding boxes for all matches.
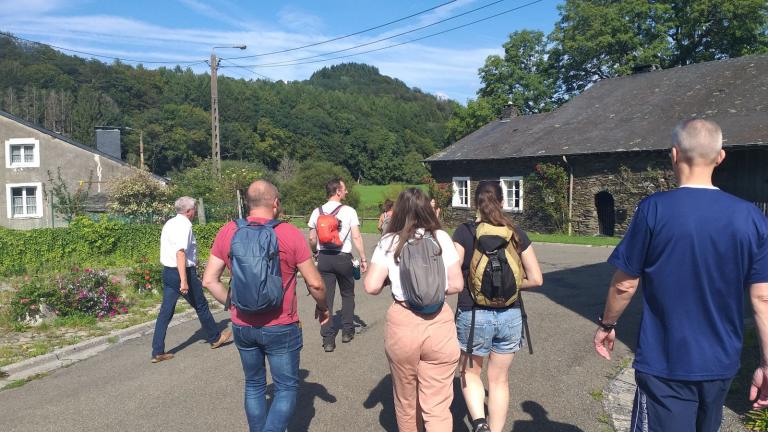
[0,235,638,431]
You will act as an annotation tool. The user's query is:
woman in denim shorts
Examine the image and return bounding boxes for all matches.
[452,181,543,432]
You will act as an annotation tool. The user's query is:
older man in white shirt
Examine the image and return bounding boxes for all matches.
[151,196,231,363]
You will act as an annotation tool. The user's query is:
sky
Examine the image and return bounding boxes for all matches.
[0,0,562,103]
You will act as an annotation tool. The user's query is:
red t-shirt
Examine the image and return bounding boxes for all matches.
[210,217,311,327]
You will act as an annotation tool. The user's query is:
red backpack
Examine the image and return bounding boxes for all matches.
[316,205,344,248]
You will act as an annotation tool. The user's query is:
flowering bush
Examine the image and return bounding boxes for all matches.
[422,175,452,212]
[126,257,162,295]
[525,163,569,233]
[10,268,127,322]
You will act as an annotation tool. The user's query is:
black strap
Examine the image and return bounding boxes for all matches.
[466,307,476,368]
[519,293,533,354]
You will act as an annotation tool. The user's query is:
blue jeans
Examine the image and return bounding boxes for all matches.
[234,323,303,432]
[151,267,221,357]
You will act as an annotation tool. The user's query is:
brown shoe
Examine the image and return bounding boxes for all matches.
[211,328,232,349]
[151,353,174,363]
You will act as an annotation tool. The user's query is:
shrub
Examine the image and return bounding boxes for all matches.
[525,163,569,233]
[281,161,360,215]
[10,269,127,321]
[126,257,162,295]
[107,170,173,223]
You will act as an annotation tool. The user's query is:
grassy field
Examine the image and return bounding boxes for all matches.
[528,233,620,246]
[354,184,428,215]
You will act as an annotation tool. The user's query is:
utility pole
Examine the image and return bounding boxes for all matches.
[210,45,247,178]
[139,130,145,170]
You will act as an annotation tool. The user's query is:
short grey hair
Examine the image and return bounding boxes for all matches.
[175,196,196,214]
[672,119,723,163]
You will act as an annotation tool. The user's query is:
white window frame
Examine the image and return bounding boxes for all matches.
[6,182,43,219]
[452,177,470,208]
[500,176,524,212]
[5,138,40,168]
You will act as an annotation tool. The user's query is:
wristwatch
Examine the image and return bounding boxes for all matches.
[597,315,617,332]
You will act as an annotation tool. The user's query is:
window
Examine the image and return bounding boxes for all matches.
[452,177,470,208]
[500,177,523,212]
[6,183,43,218]
[5,138,40,168]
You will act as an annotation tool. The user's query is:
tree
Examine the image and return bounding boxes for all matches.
[549,0,768,95]
[280,161,360,215]
[477,30,559,116]
[47,167,93,222]
[445,98,496,143]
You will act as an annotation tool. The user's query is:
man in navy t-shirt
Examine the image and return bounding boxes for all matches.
[593,119,768,431]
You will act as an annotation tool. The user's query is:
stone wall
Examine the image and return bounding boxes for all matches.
[429,151,674,236]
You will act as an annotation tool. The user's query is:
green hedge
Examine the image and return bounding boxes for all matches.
[0,217,223,277]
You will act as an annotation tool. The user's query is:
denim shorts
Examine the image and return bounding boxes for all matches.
[456,307,523,356]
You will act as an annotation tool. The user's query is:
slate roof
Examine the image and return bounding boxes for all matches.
[0,110,167,183]
[427,55,768,162]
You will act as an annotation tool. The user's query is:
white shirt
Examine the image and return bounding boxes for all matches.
[160,214,197,267]
[308,201,360,253]
[371,229,459,301]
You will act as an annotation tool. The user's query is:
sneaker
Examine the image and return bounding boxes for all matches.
[151,353,174,363]
[211,328,232,349]
[323,341,336,352]
[341,330,354,343]
[472,419,491,432]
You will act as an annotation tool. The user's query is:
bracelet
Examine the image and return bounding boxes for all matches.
[597,315,617,332]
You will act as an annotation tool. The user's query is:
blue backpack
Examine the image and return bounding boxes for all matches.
[229,219,283,313]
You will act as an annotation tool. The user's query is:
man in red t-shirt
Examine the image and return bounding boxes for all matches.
[203,180,329,432]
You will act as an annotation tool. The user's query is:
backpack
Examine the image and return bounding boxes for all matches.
[380,212,392,234]
[316,205,344,249]
[228,219,284,313]
[399,232,446,314]
[468,222,524,307]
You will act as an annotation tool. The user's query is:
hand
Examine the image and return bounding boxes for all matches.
[315,306,330,325]
[593,327,615,360]
[180,282,189,295]
[750,366,768,409]
[360,260,368,273]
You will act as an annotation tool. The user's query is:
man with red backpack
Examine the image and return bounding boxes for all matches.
[308,178,368,352]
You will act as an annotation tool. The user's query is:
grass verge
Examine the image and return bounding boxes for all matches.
[528,233,620,246]
[2,372,49,391]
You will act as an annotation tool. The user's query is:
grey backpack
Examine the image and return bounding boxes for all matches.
[399,232,446,314]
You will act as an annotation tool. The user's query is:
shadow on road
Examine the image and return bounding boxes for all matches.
[511,401,585,432]
[536,262,641,352]
[363,374,472,431]
[273,369,338,432]
[168,319,233,354]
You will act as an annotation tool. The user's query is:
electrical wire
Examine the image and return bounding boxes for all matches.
[1,33,205,65]
[224,0,457,60]
[222,0,544,69]
[219,58,273,81]
[223,0,508,65]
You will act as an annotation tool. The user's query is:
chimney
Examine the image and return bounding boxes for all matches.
[95,127,122,160]
[500,102,519,121]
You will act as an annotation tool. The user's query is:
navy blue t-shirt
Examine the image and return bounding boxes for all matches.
[609,187,768,380]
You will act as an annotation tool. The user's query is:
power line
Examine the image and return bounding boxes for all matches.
[1,33,205,65]
[222,0,544,69]
[221,0,509,67]
[219,58,273,81]
[224,0,458,60]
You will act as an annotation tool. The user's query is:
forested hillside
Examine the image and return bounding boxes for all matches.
[0,35,457,183]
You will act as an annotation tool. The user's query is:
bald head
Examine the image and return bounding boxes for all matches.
[672,119,723,165]
[246,180,279,210]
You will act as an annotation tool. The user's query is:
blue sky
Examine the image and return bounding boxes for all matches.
[0,0,562,103]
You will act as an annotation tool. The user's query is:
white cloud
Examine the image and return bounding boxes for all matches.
[277,6,325,34]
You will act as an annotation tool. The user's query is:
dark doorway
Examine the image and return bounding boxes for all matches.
[595,191,615,236]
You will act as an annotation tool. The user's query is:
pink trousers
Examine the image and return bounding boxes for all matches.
[384,302,460,432]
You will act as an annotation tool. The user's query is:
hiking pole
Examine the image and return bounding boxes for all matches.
[519,294,533,354]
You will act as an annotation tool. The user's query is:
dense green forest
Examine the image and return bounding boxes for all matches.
[0,35,457,183]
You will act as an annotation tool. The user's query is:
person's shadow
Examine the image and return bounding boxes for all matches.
[264,369,336,432]
[511,401,585,432]
[328,312,369,337]
[169,319,233,354]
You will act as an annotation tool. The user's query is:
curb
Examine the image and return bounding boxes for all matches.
[603,365,636,432]
[0,304,224,390]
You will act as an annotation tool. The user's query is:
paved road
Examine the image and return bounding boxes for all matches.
[0,235,640,431]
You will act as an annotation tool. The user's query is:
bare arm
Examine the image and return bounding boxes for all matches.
[364,262,388,295]
[351,225,367,272]
[297,259,329,325]
[176,250,189,294]
[201,254,228,305]
[377,214,384,232]
[309,228,318,253]
[445,259,464,295]
[594,270,640,360]
[520,246,543,289]
[750,282,768,408]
